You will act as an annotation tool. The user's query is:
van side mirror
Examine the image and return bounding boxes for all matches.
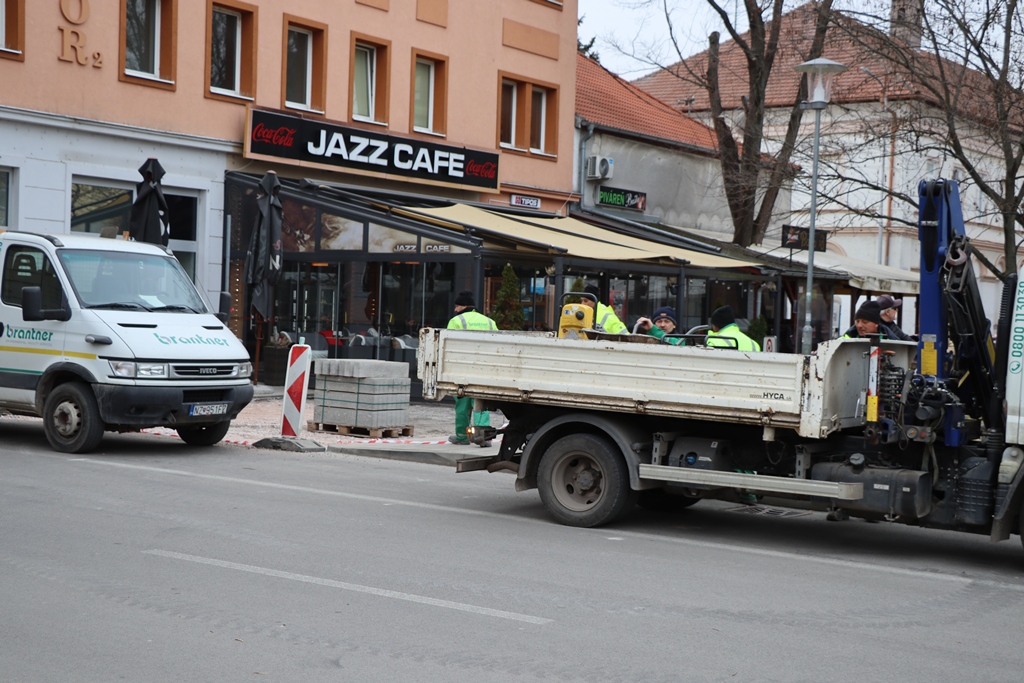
[22,286,71,322]
[217,291,232,323]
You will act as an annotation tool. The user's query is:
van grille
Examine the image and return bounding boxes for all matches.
[171,364,238,379]
[182,389,230,404]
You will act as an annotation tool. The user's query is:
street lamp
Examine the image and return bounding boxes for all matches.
[794,57,847,355]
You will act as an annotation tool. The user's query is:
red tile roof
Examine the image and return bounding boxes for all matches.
[575,52,719,153]
[633,3,924,113]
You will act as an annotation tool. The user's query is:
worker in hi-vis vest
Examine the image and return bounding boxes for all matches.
[446,290,497,446]
[706,305,760,351]
[581,284,627,334]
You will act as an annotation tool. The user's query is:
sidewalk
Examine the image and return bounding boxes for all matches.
[235,384,500,466]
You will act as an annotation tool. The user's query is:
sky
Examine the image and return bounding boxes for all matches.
[576,0,743,79]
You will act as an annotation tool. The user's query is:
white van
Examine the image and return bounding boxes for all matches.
[0,231,254,453]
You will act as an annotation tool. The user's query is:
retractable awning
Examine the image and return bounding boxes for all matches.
[508,213,756,269]
[399,204,755,269]
[401,204,663,262]
[746,244,920,294]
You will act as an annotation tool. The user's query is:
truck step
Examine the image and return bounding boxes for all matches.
[306,422,415,438]
[638,464,863,500]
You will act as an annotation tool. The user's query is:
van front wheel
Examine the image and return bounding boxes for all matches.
[176,421,231,447]
[43,382,105,454]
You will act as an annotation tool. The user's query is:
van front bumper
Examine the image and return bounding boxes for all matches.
[93,383,255,427]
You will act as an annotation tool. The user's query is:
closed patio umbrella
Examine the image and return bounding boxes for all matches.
[244,171,284,321]
[128,158,170,245]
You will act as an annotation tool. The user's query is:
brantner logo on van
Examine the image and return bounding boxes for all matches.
[4,325,55,342]
[153,333,231,347]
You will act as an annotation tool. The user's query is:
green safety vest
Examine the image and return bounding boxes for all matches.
[447,309,498,331]
[594,302,627,334]
[707,323,760,351]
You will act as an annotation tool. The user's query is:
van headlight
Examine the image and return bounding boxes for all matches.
[109,361,168,378]
[238,361,253,378]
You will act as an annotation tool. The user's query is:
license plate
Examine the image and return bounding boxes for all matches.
[188,403,229,417]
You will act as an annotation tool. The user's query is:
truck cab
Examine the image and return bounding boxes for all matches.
[0,231,253,453]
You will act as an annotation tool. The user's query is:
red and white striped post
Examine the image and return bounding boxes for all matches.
[280,344,311,437]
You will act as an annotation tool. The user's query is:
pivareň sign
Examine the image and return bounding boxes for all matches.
[245,108,500,191]
[597,185,647,211]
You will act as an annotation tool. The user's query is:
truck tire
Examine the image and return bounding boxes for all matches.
[637,488,700,512]
[537,433,636,527]
[42,382,105,454]
[176,421,231,447]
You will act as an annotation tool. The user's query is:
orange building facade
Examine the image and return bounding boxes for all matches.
[0,0,577,345]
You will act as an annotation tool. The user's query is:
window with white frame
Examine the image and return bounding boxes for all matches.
[125,0,161,77]
[413,59,434,132]
[286,26,312,108]
[530,88,547,152]
[71,182,134,236]
[353,44,376,120]
[210,7,241,94]
[0,2,7,51]
[500,80,517,148]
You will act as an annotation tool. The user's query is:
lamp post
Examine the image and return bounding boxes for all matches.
[794,57,847,355]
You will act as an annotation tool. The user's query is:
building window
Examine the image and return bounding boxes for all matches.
[351,35,390,124]
[71,182,133,236]
[412,51,447,135]
[120,0,176,86]
[283,16,326,112]
[0,169,9,227]
[499,74,558,156]
[207,1,256,101]
[1,0,25,59]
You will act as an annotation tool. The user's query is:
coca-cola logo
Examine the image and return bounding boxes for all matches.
[465,160,497,179]
[252,123,297,148]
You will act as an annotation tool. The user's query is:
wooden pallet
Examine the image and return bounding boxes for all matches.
[306,422,415,438]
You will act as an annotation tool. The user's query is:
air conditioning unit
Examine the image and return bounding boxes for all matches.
[585,155,614,180]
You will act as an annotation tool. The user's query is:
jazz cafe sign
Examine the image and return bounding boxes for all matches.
[245,108,500,192]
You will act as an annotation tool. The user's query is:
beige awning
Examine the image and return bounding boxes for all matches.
[400,204,755,268]
[509,213,757,269]
[403,204,665,262]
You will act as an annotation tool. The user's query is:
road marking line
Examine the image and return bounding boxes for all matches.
[143,549,551,625]
[74,458,1024,592]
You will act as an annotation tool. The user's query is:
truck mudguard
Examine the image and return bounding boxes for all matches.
[34,362,99,413]
[991,463,1024,542]
[515,412,650,493]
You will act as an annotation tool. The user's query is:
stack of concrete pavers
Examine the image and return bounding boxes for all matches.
[312,359,410,429]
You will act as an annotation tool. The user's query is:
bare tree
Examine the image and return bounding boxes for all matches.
[831,0,1024,278]
[628,1,835,247]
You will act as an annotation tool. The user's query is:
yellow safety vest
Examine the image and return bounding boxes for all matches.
[594,302,627,334]
[707,324,760,351]
[447,310,498,331]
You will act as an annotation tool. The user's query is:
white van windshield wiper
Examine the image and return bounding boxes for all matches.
[86,302,152,311]
[150,304,200,314]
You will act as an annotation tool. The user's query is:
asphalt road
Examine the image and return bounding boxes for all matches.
[3,420,1024,682]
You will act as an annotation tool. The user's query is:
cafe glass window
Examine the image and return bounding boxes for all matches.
[122,0,175,85]
[208,1,256,100]
[71,181,133,236]
[351,35,389,124]
[166,193,198,281]
[412,51,446,135]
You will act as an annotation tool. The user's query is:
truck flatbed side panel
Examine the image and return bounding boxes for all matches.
[421,330,808,429]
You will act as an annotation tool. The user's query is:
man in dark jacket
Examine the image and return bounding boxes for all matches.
[876,295,913,341]
[841,301,887,339]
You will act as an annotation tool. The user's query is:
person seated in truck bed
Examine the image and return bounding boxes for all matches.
[707,306,760,351]
[635,306,685,345]
[840,301,888,340]
[580,284,627,334]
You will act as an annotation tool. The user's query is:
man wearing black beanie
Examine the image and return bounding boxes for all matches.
[842,300,887,339]
[446,290,497,446]
[579,284,627,334]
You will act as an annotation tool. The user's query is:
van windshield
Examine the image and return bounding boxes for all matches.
[58,249,208,314]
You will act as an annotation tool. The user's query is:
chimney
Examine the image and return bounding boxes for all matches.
[890,0,923,50]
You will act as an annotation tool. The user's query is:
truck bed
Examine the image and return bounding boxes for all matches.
[418,330,917,438]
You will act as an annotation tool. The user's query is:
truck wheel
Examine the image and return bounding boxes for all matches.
[42,382,105,454]
[637,488,700,512]
[537,433,636,527]
[176,421,231,447]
